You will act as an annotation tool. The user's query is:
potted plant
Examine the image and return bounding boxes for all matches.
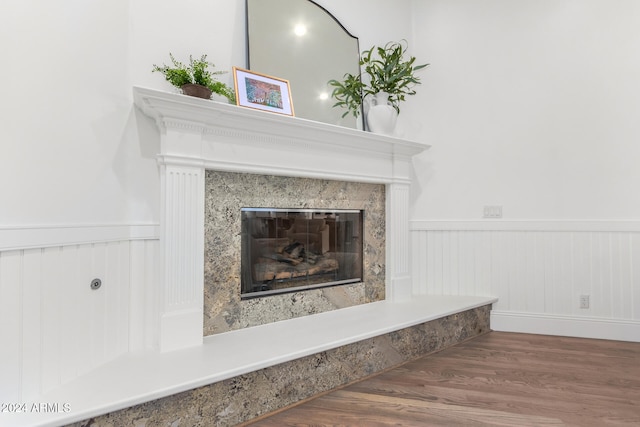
[328,40,427,134]
[152,53,235,103]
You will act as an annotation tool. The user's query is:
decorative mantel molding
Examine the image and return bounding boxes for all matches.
[134,87,429,184]
[133,86,430,351]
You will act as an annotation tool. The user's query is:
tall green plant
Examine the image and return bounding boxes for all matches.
[152,53,235,103]
[328,40,428,118]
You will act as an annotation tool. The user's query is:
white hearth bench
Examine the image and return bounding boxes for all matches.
[7,295,496,427]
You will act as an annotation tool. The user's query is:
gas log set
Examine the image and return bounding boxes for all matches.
[241,208,363,297]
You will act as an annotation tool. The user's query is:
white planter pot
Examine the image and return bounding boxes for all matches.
[365,92,398,136]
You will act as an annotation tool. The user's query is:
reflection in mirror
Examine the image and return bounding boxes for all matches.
[246,0,362,129]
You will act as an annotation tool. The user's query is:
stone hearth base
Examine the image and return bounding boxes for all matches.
[70,305,490,427]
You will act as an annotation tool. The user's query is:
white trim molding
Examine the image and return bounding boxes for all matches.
[0,224,159,251]
[411,219,640,232]
[134,86,429,185]
[491,310,640,342]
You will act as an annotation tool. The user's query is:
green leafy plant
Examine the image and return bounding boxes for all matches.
[327,72,366,119]
[328,40,428,118]
[152,53,235,103]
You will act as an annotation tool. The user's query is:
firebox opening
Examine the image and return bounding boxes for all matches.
[241,208,364,299]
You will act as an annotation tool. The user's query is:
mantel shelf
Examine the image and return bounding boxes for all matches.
[133,86,430,169]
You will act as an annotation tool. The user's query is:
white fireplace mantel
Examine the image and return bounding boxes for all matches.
[133,86,431,352]
[134,86,429,183]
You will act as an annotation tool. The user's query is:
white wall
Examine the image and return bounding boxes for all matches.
[5,0,637,236]
[409,0,640,220]
[314,0,414,49]
[0,1,158,226]
[0,0,414,228]
[407,0,640,342]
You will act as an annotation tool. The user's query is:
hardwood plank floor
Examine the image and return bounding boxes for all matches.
[242,332,640,426]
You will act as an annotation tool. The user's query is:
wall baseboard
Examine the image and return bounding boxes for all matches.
[0,224,160,251]
[491,310,640,343]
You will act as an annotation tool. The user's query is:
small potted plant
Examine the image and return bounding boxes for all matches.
[328,40,427,134]
[152,53,235,103]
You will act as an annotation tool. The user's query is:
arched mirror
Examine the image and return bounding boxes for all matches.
[246,0,362,129]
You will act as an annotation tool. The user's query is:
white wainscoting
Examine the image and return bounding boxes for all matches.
[411,220,640,342]
[0,225,159,403]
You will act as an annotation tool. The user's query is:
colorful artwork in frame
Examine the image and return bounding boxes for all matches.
[233,67,294,116]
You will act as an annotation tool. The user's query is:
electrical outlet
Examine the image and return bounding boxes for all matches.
[483,206,503,218]
[579,295,590,309]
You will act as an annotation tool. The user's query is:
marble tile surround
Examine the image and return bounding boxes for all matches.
[70,305,491,427]
[203,171,386,336]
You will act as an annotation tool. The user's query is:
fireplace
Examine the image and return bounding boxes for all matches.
[203,171,384,335]
[133,86,430,351]
[241,208,364,298]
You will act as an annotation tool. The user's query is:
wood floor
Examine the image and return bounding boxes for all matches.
[243,332,640,426]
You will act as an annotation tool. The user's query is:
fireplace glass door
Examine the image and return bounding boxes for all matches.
[241,208,363,298]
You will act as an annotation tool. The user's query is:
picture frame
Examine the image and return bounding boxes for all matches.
[233,67,294,116]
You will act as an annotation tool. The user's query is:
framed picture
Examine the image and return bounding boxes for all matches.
[233,67,294,116]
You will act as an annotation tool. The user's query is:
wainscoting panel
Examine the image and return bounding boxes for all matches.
[411,221,640,341]
[129,239,160,352]
[0,227,159,402]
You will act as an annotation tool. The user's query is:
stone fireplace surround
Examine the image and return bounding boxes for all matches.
[204,172,386,335]
[3,88,497,426]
